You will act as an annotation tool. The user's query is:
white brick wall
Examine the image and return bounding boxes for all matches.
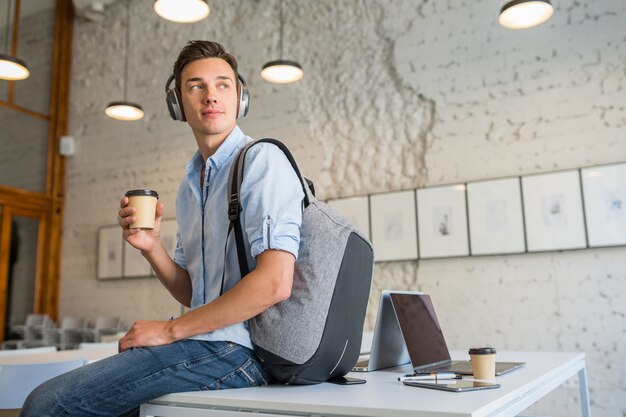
[61,1,626,415]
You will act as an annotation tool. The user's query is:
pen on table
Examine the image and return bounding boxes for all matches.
[402,378,461,384]
[398,373,461,382]
[401,372,458,378]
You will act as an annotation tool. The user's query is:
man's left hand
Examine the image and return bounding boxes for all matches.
[118,320,176,353]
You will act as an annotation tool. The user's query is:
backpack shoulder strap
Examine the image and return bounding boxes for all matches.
[228,138,311,220]
[219,138,312,296]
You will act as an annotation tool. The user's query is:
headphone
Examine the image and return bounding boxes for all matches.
[165,72,250,122]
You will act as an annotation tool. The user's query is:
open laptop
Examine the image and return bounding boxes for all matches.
[389,292,525,376]
[352,290,412,372]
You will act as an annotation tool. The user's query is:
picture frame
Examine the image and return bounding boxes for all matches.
[327,196,370,240]
[522,170,587,252]
[416,184,469,258]
[467,177,526,255]
[581,163,626,247]
[97,226,123,280]
[370,190,418,262]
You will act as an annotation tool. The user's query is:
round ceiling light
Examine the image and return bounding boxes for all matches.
[499,0,554,29]
[261,60,304,84]
[154,0,210,23]
[0,54,30,81]
[105,101,144,121]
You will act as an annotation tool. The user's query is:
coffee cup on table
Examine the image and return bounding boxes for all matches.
[469,347,496,380]
[125,189,159,229]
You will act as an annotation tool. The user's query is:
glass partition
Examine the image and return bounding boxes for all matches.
[0,109,49,192]
[0,0,72,337]
[14,0,56,114]
[0,74,7,102]
[0,0,55,193]
[5,215,39,332]
[0,0,16,102]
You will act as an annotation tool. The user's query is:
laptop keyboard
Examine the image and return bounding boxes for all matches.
[422,362,474,373]
[445,362,474,373]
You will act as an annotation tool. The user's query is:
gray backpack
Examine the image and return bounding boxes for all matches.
[224,138,374,385]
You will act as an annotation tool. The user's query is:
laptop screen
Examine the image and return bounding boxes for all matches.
[389,293,451,367]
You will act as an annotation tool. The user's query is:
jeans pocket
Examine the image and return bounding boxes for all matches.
[236,359,269,387]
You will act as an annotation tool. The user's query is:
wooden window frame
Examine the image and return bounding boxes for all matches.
[0,0,73,340]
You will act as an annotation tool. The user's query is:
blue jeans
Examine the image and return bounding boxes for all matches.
[20,340,271,417]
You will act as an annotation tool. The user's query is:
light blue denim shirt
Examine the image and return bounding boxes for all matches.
[173,126,304,349]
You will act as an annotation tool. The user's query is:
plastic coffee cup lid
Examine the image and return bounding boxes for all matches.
[125,189,159,199]
[468,347,496,355]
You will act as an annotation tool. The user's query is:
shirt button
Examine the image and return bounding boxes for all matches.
[266,219,272,225]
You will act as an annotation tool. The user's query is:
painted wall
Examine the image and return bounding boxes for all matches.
[60,1,625,415]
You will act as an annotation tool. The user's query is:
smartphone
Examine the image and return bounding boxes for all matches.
[402,380,500,392]
[328,376,366,385]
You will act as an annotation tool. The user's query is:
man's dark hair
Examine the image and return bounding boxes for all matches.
[173,40,238,91]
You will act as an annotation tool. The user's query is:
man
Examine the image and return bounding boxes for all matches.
[21,40,304,417]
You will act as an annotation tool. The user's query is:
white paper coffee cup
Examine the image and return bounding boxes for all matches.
[125,189,159,229]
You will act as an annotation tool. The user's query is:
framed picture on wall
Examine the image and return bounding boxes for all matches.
[370,190,418,262]
[123,240,152,278]
[581,163,626,247]
[327,196,370,240]
[522,170,587,252]
[97,226,123,280]
[416,184,469,258]
[467,177,526,255]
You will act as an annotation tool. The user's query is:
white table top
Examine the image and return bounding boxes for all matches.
[144,351,586,417]
[0,346,118,365]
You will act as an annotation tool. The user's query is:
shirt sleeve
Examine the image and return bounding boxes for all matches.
[240,143,304,259]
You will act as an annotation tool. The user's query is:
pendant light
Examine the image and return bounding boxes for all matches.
[499,0,554,29]
[154,0,210,24]
[105,0,143,121]
[0,0,29,81]
[261,0,303,84]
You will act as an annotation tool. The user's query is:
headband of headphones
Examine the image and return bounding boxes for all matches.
[165,72,249,122]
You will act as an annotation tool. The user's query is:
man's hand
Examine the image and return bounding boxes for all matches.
[118,196,165,254]
[118,320,177,353]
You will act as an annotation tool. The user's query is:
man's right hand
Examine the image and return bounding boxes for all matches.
[118,196,165,254]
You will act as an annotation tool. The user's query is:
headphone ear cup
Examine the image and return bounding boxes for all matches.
[166,87,186,122]
[237,82,250,119]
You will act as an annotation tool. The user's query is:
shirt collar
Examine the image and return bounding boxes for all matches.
[185,125,246,175]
